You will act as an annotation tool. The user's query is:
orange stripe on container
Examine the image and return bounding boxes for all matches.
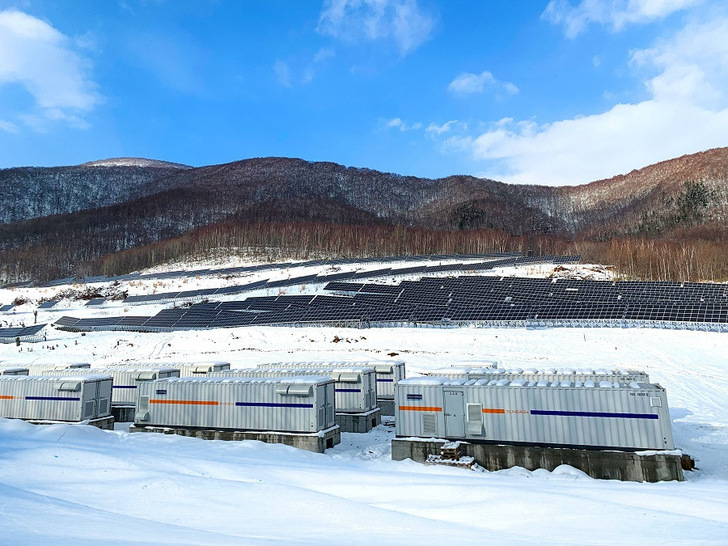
[398,405,442,412]
[0,395,13,400]
[482,408,505,414]
[150,399,218,406]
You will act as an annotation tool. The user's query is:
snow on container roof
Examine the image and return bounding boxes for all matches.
[0,367,28,374]
[161,375,333,385]
[0,374,112,382]
[25,362,90,368]
[399,376,449,386]
[277,367,375,374]
[403,377,643,390]
[92,367,179,373]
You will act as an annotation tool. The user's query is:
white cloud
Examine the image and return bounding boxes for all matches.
[0,10,100,130]
[313,47,335,63]
[451,15,728,186]
[448,71,518,96]
[273,60,292,87]
[426,120,460,135]
[543,0,699,38]
[318,0,435,55]
[387,117,406,130]
[0,120,19,133]
[275,48,336,87]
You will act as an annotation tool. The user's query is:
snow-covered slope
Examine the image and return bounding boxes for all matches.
[79,157,192,169]
[0,261,726,544]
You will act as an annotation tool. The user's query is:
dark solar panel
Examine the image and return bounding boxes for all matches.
[54,316,81,327]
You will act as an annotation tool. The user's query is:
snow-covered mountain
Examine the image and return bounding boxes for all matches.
[79,157,192,169]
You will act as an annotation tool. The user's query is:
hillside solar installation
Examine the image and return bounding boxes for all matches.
[97,254,544,307]
[53,262,728,334]
[37,300,59,310]
[0,324,47,343]
[34,252,527,288]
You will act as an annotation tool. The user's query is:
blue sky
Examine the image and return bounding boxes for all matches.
[0,0,726,185]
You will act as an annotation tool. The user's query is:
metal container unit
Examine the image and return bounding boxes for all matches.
[134,376,336,433]
[103,361,231,378]
[212,367,377,413]
[429,367,650,384]
[0,367,29,375]
[255,360,405,400]
[43,367,180,406]
[175,361,231,377]
[0,374,112,422]
[23,362,91,375]
[395,377,674,451]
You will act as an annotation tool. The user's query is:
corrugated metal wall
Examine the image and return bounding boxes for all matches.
[0,367,29,375]
[43,368,179,406]
[253,360,405,400]
[395,378,673,451]
[104,361,231,378]
[135,376,335,433]
[211,368,377,413]
[428,367,650,384]
[0,375,112,421]
[23,363,91,375]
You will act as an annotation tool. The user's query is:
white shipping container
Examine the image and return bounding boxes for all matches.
[431,367,650,384]
[22,362,91,375]
[0,374,112,422]
[395,377,674,451]
[103,361,231,378]
[175,361,231,377]
[212,367,377,413]
[0,367,29,375]
[135,376,336,433]
[44,367,180,406]
[255,360,405,400]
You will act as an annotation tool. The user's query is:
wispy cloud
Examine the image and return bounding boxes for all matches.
[318,0,435,55]
[0,120,19,134]
[448,71,518,96]
[543,0,699,38]
[426,120,461,135]
[0,9,100,130]
[273,60,292,87]
[444,14,728,185]
[275,48,336,87]
[382,117,423,131]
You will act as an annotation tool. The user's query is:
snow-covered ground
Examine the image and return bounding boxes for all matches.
[1,261,726,544]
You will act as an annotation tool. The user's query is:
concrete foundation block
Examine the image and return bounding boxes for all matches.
[377,398,395,416]
[335,408,381,433]
[111,406,135,423]
[391,438,684,482]
[25,415,115,430]
[130,424,341,453]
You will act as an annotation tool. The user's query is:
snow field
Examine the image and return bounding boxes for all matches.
[0,262,727,543]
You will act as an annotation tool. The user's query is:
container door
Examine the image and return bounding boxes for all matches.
[443,389,465,437]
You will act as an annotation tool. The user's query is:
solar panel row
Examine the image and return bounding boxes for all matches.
[34,251,536,288]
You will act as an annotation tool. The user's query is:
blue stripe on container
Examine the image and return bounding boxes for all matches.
[531,409,658,420]
[376,379,394,382]
[335,388,361,393]
[113,385,137,389]
[25,396,81,401]
[235,402,314,408]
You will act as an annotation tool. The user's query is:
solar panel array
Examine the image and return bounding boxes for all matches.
[108,254,575,307]
[0,324,47,343]
[29,251,526,289]
[53,266,728,334]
